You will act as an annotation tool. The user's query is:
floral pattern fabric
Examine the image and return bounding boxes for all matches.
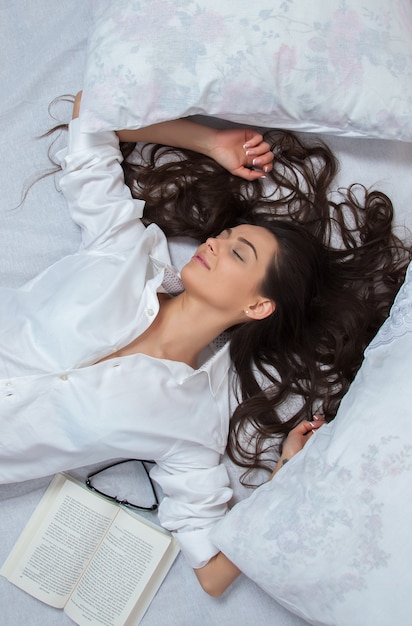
[82,0,412,141]
[213,260,412,626]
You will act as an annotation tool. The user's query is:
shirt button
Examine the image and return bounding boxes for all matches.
[147,308,154,316]
[60,374,69,381]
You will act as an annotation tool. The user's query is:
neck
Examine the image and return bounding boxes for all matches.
[153,293,233,367]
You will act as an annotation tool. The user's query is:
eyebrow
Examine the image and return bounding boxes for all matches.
[226,228,258,260]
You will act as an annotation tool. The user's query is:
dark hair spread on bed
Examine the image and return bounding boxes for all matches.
[119,132,411,481]
[45,115,411,482]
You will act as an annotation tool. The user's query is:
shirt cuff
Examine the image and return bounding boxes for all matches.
[56,118,120,164]
[173,527,220,569]
[69,117,120,152]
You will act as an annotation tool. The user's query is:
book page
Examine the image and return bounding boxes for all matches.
[65,508,178,626]
[1,474,118,608]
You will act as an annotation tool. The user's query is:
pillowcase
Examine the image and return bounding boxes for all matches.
[81,0,412,141]
[212,260,412,626]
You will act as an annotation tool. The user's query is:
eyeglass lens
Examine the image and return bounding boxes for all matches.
[87,460,158,510]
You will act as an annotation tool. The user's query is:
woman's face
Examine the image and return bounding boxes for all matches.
[181,224,278,321]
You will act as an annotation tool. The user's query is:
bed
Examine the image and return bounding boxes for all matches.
[1,1,412,625]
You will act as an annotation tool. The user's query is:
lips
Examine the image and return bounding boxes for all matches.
[193,253,210,269]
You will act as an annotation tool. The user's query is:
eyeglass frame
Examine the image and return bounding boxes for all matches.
[85,459,159,512]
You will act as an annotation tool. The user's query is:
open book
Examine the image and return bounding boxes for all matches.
[1,473,180,626]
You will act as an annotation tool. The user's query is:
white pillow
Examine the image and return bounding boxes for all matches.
[212,260,412,626]
[81,0,412,141]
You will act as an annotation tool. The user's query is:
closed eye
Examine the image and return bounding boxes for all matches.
[232,249,244,262]
[223,227,258,261]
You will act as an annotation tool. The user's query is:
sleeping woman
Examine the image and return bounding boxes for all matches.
[0,92,409,595]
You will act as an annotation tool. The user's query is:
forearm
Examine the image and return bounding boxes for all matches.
[194,551,241,597]
[73,90,217,154]
[116,118,219,157]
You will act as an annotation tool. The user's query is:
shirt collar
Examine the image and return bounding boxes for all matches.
[149,257,184,296]
[159,340,231,397]
[197,341,231,397]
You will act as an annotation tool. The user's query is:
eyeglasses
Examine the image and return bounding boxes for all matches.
[85,459,159,512]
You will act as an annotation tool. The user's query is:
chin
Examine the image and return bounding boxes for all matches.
[179,263,192,288]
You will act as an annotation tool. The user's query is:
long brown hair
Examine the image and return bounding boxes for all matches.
[44,115,411,480]
[120,130,410,480]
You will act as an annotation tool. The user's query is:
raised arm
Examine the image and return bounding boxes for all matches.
[75,91,273,180]
[117,119,273,181]
[62,91,147,252]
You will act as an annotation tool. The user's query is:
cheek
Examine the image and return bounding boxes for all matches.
[180,261,218,295]
[214,268,261,305]
[181,260,262,308]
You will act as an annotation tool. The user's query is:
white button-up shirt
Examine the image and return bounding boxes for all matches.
[0,119,233,568]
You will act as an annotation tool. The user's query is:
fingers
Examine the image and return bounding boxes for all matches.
[277,415,326,472]
[292,415,326,436]
[235,166,270,181]
[307,415,326,435]
[243,136,274,175]
[243,132,264,149]
[311,414,326,427]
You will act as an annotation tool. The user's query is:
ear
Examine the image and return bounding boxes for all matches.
[246,298,276,321]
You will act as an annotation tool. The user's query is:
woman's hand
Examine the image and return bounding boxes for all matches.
[117,120,274,182]
[271,415,326,478]
[208,128,274,181]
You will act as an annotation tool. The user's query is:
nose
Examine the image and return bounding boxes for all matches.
[206,237,218,255]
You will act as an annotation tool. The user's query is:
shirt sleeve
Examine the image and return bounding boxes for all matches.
[150,443,233,569]
[56,118,146,252]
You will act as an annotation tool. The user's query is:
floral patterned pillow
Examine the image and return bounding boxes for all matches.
[212,261,412,626]
[81,0,412,141]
